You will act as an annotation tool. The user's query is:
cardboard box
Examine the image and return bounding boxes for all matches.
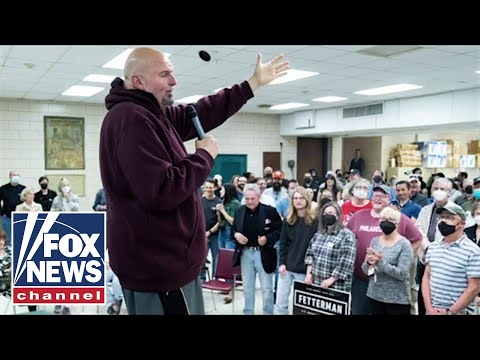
[468,140,480,154]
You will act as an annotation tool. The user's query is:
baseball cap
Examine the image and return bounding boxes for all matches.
[373,184,391,195]
[213,174,222,182]
[473,177,480,185]
[435,204,466,220]
[349,169,360,176]
[407,174,420,182]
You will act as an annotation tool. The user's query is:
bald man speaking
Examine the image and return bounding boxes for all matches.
[99,47,289,315]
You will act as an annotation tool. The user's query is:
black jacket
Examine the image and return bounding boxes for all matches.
[231,203,282,273]
[465,224,479,246]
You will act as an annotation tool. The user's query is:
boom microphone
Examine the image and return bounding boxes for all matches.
[186,105,206,140]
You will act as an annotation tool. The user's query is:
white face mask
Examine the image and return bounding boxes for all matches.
[62,186,71,193]
[353,189,368,200]
[475,215,480,226]
[432,190,448,202]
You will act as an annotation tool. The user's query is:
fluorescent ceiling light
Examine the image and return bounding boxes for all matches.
[354,83,422,96]
[175,95,204,103]
[312,96,347,102]
[103,48,171,70]
[475,70,480,74]
[269,69,319,85]
[83,74,118,83]
[269,102,309,110]
[62,85,105,97]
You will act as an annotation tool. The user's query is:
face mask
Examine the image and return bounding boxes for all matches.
[380,220,396,235]
[238,183,245,190]
[353,189,368,199]
[373,175,383,184]
[62,186,71,193]
[464,186,473,194]
[432,190,448,202]
[40,183,48,190]
[438,221,458,237]
[304,177,311,183]
[418,176,423,182]
[474,215,480,226]
[273,182,282,192]
[11,175,20,185]
[323,214,336,226]
[265,173,272,179]
[288,189,296,197]
[473,189,480,200]
[320,197,332,207]
[336,173,342,178]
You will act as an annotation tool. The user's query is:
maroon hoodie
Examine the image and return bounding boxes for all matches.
[99,78,253,292]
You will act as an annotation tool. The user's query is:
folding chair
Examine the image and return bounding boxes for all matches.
[201,248,241,312]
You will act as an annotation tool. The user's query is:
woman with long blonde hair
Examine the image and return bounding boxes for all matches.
[275,186,318,315]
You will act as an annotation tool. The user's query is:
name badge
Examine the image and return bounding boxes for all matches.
[327,242,334,248]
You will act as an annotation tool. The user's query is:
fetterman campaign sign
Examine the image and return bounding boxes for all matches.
[293,281,351,315]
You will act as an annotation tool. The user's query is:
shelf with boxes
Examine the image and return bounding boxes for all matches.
[388,139,480,170]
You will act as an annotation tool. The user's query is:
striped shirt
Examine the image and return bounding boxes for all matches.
[425,234,480,313]
[305,227,356,292]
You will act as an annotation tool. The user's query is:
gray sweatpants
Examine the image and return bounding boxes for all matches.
[122,277,205,315]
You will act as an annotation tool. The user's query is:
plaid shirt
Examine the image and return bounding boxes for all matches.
[305,228,356,292]
[0,246,12,296]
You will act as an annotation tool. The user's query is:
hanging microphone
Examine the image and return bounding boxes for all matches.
[186,105,206,140]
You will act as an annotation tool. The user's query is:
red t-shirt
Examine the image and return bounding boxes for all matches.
[341,200,372,226]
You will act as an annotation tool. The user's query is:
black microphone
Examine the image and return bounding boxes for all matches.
[185,105,206,140]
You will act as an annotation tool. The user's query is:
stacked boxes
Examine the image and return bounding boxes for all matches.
[392,143,423,167]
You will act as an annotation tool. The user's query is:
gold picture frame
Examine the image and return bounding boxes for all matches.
[44,116,85,170]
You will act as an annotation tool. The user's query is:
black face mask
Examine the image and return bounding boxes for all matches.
[304,177,312,183]
[380,220,396,235]
[465,186,473,194]
[323,214,337,226]
[438,221,458,237]
[265,173,272,179]
[40,183,48,190]
[336,173,342,178]
[273,182,282,192]
[373,175,383,184]
[320,197,332,207]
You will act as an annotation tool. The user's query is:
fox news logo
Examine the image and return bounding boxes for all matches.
[11,212,106,305]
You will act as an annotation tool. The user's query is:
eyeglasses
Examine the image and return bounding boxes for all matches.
[372,194,389,200]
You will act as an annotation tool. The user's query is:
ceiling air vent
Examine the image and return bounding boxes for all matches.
[343,103,383,118]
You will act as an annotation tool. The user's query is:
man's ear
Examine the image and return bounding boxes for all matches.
[130,74,145,90]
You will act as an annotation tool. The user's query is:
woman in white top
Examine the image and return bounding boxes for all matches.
[50,178,79,315]
[16,188,43,212]
[51,178,80,212]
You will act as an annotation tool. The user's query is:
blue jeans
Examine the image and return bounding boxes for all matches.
[241,248,274,315]
[201,233,219,281]
[275,271,306,315]
[106,269,123,306]
[218,226,235,249]
[2,216,11,247]
[351,275,370,315]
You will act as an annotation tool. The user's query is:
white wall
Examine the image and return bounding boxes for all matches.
[280,87,480,136]
[184,111,297,177]
[0,100,293,210]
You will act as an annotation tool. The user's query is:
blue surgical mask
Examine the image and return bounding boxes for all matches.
[11,175,20,185]
[473,188,480,200]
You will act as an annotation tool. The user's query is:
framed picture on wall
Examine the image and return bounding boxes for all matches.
[44,116,85,170]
